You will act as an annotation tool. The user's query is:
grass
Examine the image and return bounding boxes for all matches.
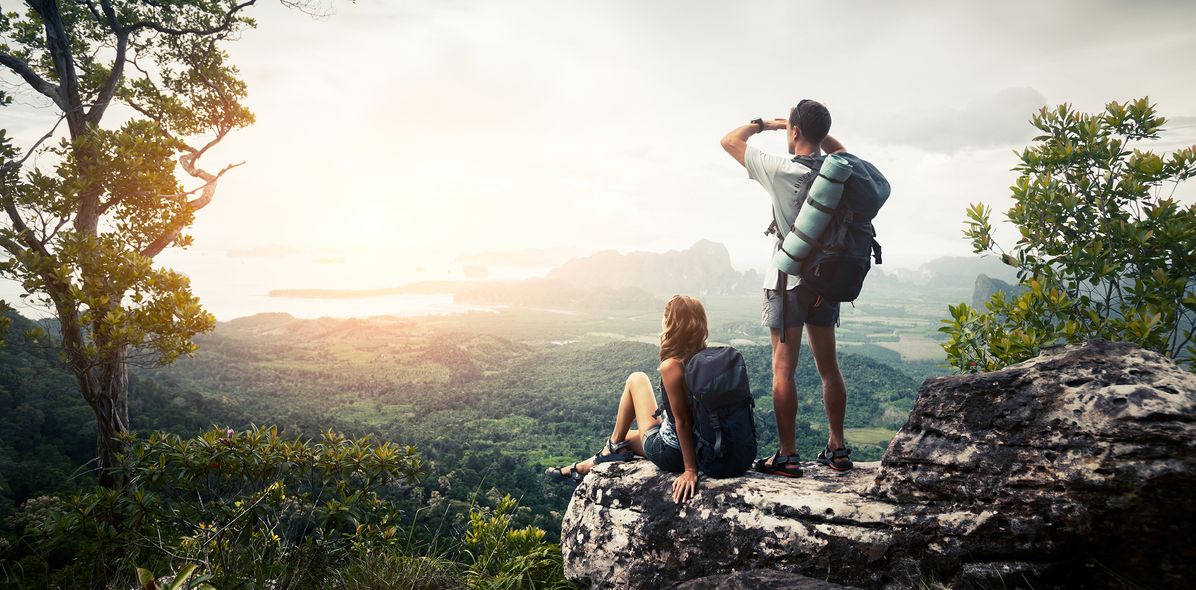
[845,427,897,445]
[875,335,947,361]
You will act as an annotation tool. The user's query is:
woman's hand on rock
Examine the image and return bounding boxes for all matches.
[672,470,699,504]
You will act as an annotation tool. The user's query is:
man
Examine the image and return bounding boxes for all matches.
[719,99,853,475]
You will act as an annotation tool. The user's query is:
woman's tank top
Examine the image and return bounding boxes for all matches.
[658,388,681,449]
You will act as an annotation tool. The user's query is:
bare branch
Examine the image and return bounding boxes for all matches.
[139,159,244,258]
[0,50,64,109]
[189,124,230,160]
[26,0,86,134]
[0,114,67,175]
[0,233,24,257]
[123,0,258,36]
[71,0,105,23]
[85,0,130,126]
[98,159,242,215]
[1,189,50,258]
[45,216,71,242]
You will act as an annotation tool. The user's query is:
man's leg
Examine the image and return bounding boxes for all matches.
[806,323,846,451]
[769,325,802,457]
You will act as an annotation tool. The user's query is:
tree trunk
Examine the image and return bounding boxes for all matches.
[90,345,130,488]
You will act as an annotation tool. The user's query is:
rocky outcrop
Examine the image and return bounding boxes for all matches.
[561,341,1196,589]
[671,569,855,589]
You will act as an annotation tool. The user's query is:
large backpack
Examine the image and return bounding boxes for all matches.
[770,153,891,302]
[661,347,757,478]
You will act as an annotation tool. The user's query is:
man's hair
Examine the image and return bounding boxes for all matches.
[788,99,831,144]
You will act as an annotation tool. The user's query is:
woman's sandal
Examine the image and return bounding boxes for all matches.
[754,450,803,478]
[817,446,854,472]
[545,462,585,486]
[593,438,634,464]
[547,439,634,486]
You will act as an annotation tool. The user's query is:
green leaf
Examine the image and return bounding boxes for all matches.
[168,564,198,590]
[136,567,158,589]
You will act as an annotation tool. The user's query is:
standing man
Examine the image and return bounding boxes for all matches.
[719,99,854,475]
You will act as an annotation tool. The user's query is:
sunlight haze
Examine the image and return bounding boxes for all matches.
[3,0,1194,319]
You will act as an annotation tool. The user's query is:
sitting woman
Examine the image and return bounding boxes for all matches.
[546,295,749,504]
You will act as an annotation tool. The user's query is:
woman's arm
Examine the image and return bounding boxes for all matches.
[660,358,699,503]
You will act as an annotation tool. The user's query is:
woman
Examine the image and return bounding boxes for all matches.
[545,295,714,504]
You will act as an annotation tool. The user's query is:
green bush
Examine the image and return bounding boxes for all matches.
[461,495,571,590]
[8,426,423,588]
[1,427,574,589]
[942,98,1196,372]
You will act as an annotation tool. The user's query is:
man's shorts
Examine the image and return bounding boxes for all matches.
[762,285,840,331]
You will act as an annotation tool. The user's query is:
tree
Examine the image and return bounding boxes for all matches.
[941,98,1196,372]
[0,0,315,487]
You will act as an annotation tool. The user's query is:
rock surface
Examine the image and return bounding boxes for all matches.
[561,341,1196,589]
[670,568,855,589]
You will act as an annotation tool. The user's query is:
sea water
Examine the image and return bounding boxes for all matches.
[0,247,549,322]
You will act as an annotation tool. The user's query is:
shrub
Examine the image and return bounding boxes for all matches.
[942,98,1196,372]
[11,426,423,589]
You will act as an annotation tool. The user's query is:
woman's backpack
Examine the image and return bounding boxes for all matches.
[662,347,757,478]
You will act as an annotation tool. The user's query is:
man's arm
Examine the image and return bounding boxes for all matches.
[720,118,786,167]
[822,134,846,154]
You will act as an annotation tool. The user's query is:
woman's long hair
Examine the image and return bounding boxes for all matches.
[659,295,708,362]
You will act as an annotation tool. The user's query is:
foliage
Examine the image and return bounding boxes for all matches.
[6,427,423,588]
[0,0,332,492]
[0,426,572,590]
[0,309,924,588]
[0,310,244,521]
[461,495,571,590]
[136,563,215,590]
[0,0,268,366]
[942,98,1196,372]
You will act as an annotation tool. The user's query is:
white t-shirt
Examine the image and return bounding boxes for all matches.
[744,145,814,290]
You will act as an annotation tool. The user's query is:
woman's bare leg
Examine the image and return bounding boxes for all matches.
[610,371,662,455]
[562,372,661,476]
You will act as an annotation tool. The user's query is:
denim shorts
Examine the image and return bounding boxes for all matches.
[762,285,839,330]
[642,426,685,473]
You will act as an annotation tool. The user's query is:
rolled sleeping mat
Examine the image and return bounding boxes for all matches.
[773,154,853,276]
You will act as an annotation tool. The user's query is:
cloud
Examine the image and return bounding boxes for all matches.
[865,88,1047,154]
[1165,116,1196,130]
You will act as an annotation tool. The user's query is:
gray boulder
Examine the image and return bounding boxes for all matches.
[561,340,1196,589]
[670,569,857,589]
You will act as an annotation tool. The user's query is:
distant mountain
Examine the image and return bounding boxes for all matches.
[546,240,760,298]
[972,273,1028,308]
[885,256,1020,286]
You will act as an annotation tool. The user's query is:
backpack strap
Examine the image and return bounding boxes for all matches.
[803,195,837,215]
[777,271,788,343]
[817,170,848,185]
[693,398,725,459]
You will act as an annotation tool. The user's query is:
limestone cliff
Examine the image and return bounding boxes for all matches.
[560,340,1196,589]
[546,240,760,298]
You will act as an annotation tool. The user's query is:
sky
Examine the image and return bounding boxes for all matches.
[3,0,1196,319]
